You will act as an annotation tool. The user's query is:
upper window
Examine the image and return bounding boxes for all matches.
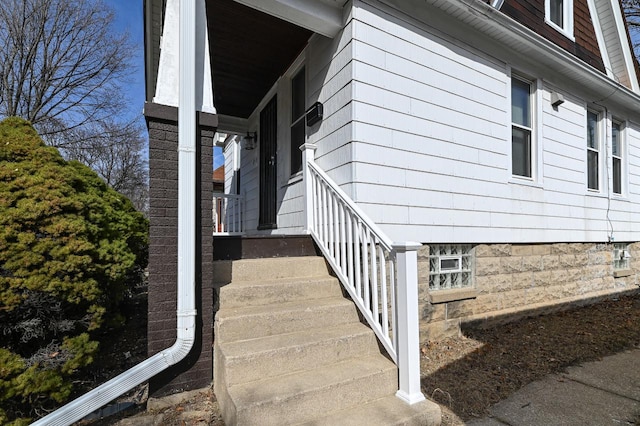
[511,75,533,178]
[546,0,574,38]
[612,120,623,195]
[290,67,306,175]
[586,110,600,191]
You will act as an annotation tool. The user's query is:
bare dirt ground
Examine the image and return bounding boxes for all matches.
[80,292,640,425]
[420,292,640,425]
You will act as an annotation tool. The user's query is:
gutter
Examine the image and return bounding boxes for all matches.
[31,2,198,425]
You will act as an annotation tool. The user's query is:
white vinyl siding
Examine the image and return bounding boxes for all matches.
[345,0,640,244]
[235,0,640,245]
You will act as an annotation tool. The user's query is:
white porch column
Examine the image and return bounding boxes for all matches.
[301,143,317,234]
[154,0,216,113]
[393,242,426,405]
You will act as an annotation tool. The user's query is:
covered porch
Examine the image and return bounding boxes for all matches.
[145,0,426,417]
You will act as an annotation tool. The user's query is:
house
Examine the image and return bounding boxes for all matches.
[142,0,640,423]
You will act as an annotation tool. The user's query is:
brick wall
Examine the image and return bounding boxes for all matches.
[419,242,640,341]
[145,103,216,396]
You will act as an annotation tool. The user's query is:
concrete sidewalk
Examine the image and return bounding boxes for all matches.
[468,349,640,426]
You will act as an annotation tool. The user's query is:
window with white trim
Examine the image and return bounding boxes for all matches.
[586,110,600,191]
[546,0,574,37]
[511,75,534,178]
[429,245,474,291]
[612,120,623,195]
[613,243,630,271]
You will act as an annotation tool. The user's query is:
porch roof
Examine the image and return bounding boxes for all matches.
[207,0,313,118]
[146,0,338,120]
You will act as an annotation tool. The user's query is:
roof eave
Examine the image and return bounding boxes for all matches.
[424,0,640,121]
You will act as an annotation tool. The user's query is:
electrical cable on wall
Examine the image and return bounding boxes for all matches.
[601,105,614,243]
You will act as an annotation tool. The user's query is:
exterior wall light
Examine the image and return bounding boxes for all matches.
[243,132,257,150]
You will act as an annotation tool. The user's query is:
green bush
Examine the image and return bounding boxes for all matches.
[0,117,148,423]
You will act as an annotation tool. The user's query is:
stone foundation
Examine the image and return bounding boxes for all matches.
[418,242,640,341]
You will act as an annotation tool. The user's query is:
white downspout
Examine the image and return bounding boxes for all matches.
[31,1,198,425]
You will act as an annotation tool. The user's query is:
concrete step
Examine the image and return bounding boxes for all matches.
[213,256,330,284]
[217,322,378,387]
[225,355,398,426]
[214,297,360,342]
[218,275,343,308]
[298,395,442,426]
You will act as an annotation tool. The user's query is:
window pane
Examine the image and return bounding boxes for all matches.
[587,150,598,190]
[290,120,305,174]
[292,68,305,121]
[440,258,460,271]
[612,122,621,156]
[587,111,598,149]
[613,157,621,194]
[512,126,532,177]
[511,78,531,127]
[550,0,563,26]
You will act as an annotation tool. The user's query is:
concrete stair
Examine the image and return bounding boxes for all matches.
[213,256,441,426]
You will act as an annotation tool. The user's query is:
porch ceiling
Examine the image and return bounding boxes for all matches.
[207,0,313,118]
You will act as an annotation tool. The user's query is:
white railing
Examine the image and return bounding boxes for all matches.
[301,144,425,405]
[213,193,244,235]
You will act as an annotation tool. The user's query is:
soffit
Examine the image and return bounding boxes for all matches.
[207,0,313,118]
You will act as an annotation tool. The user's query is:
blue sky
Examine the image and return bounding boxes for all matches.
[110,0,146,118]
[111,0,225,169]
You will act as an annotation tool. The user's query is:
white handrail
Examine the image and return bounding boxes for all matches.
[213,193,244,235]
[301,144,425,405]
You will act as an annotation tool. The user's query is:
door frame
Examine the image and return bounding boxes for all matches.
[258,95,278,230]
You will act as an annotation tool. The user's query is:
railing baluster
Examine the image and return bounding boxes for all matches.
[314,176,321,238]
[346,209,354,289]
[322,182,328,247]
[311,173,317,233]
[330,189,336,256]
[333,195,340,263]
[354,218,361,298]
[379,247,389,336]
[340,204,346,276]
[371,236,379,327]
[229,197,235,233]
[389,257,397,351]
[362,227,370,311]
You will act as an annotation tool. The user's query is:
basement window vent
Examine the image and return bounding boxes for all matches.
[613,243,631,271]
[429,245,474,291]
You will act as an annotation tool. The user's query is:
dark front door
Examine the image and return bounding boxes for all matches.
[258,95,277,229]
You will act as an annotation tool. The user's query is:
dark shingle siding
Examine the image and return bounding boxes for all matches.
[501,0,605,72]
